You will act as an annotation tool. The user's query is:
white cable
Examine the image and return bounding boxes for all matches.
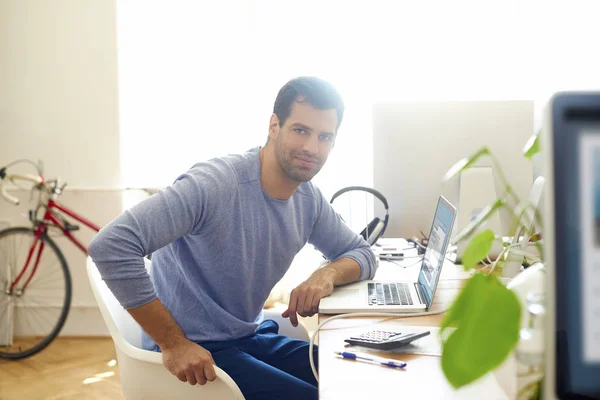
[379,248,456,265]
[309,309,447,382]
[380,254,423,260]
[386,258,424,268]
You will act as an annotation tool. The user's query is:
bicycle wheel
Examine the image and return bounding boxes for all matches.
[0,227,72,359]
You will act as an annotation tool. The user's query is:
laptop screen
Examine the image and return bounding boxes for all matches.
[417,196,456,308]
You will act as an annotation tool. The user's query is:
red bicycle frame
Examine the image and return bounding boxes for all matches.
[9,199,101,293]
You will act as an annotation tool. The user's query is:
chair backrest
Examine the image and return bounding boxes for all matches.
[86,256,146,349]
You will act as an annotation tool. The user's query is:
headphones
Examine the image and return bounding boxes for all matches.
[330,186,389,246]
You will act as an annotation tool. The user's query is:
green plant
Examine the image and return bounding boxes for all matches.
[439,133,544,393]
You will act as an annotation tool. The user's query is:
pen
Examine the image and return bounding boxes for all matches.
[334,351,407,369]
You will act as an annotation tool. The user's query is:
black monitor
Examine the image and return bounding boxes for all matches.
[544,92,600,399]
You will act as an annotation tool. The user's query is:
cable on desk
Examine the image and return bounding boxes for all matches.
[379,249,456,268]
[309,309,448,382]
[380,254,424,260]
[386,258,424,268]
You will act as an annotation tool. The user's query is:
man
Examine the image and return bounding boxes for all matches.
[89,76,377,400]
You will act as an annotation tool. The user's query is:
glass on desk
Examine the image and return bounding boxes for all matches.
[515,292,545,399]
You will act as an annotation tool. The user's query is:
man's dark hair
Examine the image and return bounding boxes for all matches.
[273,76,345,130]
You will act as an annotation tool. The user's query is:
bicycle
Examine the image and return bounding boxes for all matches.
[0,159,101,359]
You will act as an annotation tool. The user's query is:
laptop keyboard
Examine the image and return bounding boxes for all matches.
[367,283,413,306]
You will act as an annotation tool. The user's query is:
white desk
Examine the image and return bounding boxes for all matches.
[317,250,513,399]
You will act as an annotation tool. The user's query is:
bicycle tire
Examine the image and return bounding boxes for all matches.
[0,226,72,359]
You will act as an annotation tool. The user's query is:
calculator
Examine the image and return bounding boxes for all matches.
[344,330,430,350]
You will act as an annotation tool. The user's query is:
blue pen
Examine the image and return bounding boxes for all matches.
[334,351,407,369]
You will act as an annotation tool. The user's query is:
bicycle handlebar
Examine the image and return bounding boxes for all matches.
[0,173,44,206]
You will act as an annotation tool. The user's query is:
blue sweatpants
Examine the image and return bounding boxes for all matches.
[154,320,318,400]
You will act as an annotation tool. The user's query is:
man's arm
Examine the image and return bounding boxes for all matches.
[88,161,236,385]
[282,186,377,325]
[305,187,378,282]
[281,257,360,327]
[311,257,361,287]
[127,298,217,385]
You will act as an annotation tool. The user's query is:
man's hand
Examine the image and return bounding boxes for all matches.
[282,267,337,327]
[162,339,218,385]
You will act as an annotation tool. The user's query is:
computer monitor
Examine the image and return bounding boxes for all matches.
[372,100,534,239]
[543,92,600,399]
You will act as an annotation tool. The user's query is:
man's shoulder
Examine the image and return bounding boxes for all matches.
[187,147,260,185]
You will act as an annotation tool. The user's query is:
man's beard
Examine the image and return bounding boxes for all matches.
[275,138,324,183]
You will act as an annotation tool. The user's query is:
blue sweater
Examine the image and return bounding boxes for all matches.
[88,147,377,349]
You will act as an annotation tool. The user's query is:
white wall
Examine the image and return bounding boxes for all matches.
[0,0,120,335]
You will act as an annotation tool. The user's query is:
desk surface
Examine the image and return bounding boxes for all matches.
[317,258,510,399]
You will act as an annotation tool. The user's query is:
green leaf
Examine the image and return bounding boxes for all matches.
[523,134,540,160]
[443,147,490,182]
[452,199,505,244]
[440,273,521,389]
[462,230,496,269]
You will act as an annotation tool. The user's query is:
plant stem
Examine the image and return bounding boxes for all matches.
[488,244,507,275]
[517,377,542,400]
[490,154,520,205]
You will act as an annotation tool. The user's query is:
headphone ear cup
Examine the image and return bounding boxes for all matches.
[366,220,385,246]
[360,217,381,244]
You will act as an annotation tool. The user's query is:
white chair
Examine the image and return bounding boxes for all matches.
[86,256,309,400]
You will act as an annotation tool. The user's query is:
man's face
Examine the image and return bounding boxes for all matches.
[271,99,337,182]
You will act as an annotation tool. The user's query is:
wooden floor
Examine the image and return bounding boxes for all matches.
[0,337,124,400]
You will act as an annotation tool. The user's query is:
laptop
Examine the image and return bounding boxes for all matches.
[319,195,456,314]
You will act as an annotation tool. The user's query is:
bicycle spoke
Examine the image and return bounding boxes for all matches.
[14,297,59,338]
[14,305,38,344]
[20,303,57,334]
[15,295,66,308]
[10,233,25,275]
[0,239,12,268]
[29,266,63,285]
[17,296,65,311]
[23,274,65,289]
[26,290,65,302]
[0,233,34,286]
[13,235,23,279]
[0,236,7,259]
[28,270,65,288]
[0,297,10,327]
[16,286,65,326]
[23,291,66,302]
[15,233,29,272]
[14,238,62,290]
[2,234,13,272]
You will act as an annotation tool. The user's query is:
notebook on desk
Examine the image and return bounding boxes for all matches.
[319,195,456,314]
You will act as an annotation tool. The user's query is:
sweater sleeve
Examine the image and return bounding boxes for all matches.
[88,160,237,309]
[307,186,378,281]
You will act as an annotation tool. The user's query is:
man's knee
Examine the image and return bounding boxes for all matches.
[211,347,317,400]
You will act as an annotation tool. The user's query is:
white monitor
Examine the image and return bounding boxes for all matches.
[372,100,535,240]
